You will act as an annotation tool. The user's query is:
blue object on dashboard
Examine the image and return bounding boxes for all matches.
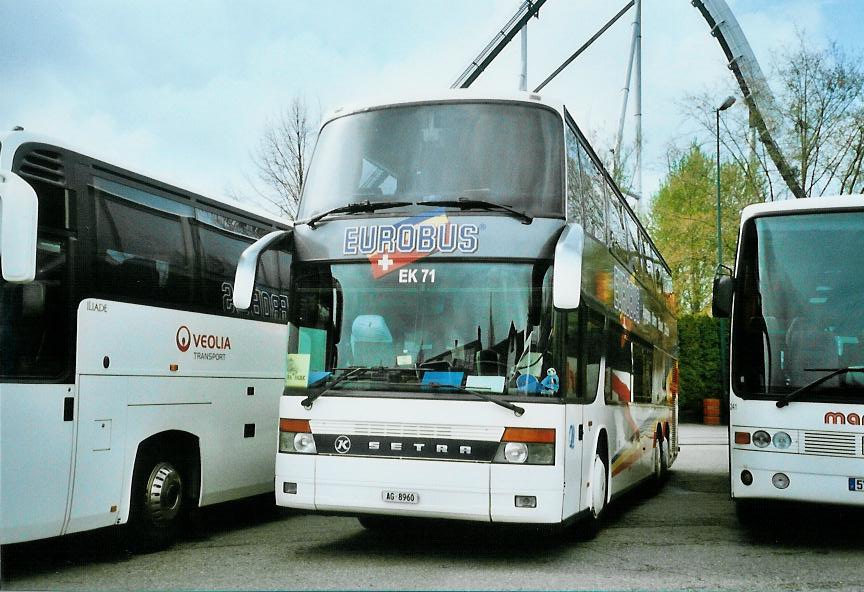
[308,371,332,387]
[421,371,465,388]
[516,374,542,394]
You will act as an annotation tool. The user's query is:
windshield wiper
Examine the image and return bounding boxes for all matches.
[300,367,370,409]
[425,382,525,417]
[300,200,413,228]
[776,366,864,408]
[416,198,533,225]
[299,367,423,409]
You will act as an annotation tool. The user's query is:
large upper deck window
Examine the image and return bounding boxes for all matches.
[732,210,864,401]
[299,102,564,220]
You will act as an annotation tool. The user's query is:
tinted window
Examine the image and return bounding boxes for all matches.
[565,127,585,225]
[579,150,607,243]
[0,236,71,379]
[196,222,290,322]
[94,193,193,305]
[605,323,632,404]
[300,102,565,219]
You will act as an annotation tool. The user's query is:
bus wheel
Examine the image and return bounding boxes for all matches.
[653,429,669,484]
[128,455,186,551]
[579,452,608,540]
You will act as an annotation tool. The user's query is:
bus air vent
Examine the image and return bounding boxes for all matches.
[803,431,858,457]
[19,149,66,187]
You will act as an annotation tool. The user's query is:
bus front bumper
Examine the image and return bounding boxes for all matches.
[732,448,864,507]
[275,453,564,523]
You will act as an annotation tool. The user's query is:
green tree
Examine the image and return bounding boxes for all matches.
[649,143,761,314]
[677,314,723,417]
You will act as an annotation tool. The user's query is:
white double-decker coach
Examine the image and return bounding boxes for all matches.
[235,91,679,534]
[0,130,291,548]
[714,195,864,523]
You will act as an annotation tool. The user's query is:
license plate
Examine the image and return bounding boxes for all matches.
[382,490,419,504]
[849,478,864,492]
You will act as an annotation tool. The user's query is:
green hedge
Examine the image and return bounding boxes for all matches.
[677,314,728,419]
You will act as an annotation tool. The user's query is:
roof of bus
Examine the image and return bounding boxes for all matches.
[320,89,566,127]
[740,194,864,223]
[0,129,293,228]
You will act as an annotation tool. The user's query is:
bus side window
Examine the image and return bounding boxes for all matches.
[632,340,653,403]
[579,147,607,243]
[564,127,584,226]
[94,193,192,306]
[605,323,633,404]
[581,312,604,403]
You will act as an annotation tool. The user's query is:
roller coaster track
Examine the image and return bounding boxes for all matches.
[453,0,806,199]
[691,0,805,198]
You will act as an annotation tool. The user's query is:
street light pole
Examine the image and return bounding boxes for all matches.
[716,95,735,418]
[716,95,735,268]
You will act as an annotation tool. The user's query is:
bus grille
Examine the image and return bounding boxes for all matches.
[803,431,859,457]
[19,149,65,187]
[310,419,503,442]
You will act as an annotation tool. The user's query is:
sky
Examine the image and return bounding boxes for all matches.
[2,0,862,219]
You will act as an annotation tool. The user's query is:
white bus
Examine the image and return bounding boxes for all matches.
[714,195,864,523]
[0,131,291,548]
[234,91,679,534]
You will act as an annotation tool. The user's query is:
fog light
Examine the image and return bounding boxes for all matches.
[514,495,536,508]
[283,482,297,494]
[752,430,771,448]
[772,431,792,449]
[772,473,790,489]
[504,442,529,464]
[740,470,753,486]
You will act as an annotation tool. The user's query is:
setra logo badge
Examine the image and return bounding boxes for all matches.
[334,435,352,454]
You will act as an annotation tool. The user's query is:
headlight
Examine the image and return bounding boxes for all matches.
[772,431,792,449]
[504,442,528,464]
[279,418,316,454]
[752,430,771,448]
[294,432,317,453]
[492,427,556,465]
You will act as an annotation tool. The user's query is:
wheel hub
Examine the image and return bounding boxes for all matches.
[145,462,183,526]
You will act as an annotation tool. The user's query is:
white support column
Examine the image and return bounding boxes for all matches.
[519,18,528,91]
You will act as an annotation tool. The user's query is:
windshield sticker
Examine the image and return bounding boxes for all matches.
[286,353,311,388]
[465,375,506,393]
[343,209,479,278]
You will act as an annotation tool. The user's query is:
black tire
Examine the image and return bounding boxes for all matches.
[127,452,187,551]
[577,450,608,540]
[651,429,669,491]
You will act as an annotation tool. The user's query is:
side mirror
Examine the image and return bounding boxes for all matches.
[0,170,38,282]
[233,229,293,310]
[552,223,584,310]
[712,273,734,318]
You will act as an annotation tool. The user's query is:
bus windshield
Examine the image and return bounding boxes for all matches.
[732,210,864,399]
[298,102,564,220]
[286,261,560,398]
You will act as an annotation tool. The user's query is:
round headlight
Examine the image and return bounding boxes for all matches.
[752,430,771,448]
[772,431,792,449]
[504,442,528,464]
[294,432,317,454]
[772,472,790,489]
